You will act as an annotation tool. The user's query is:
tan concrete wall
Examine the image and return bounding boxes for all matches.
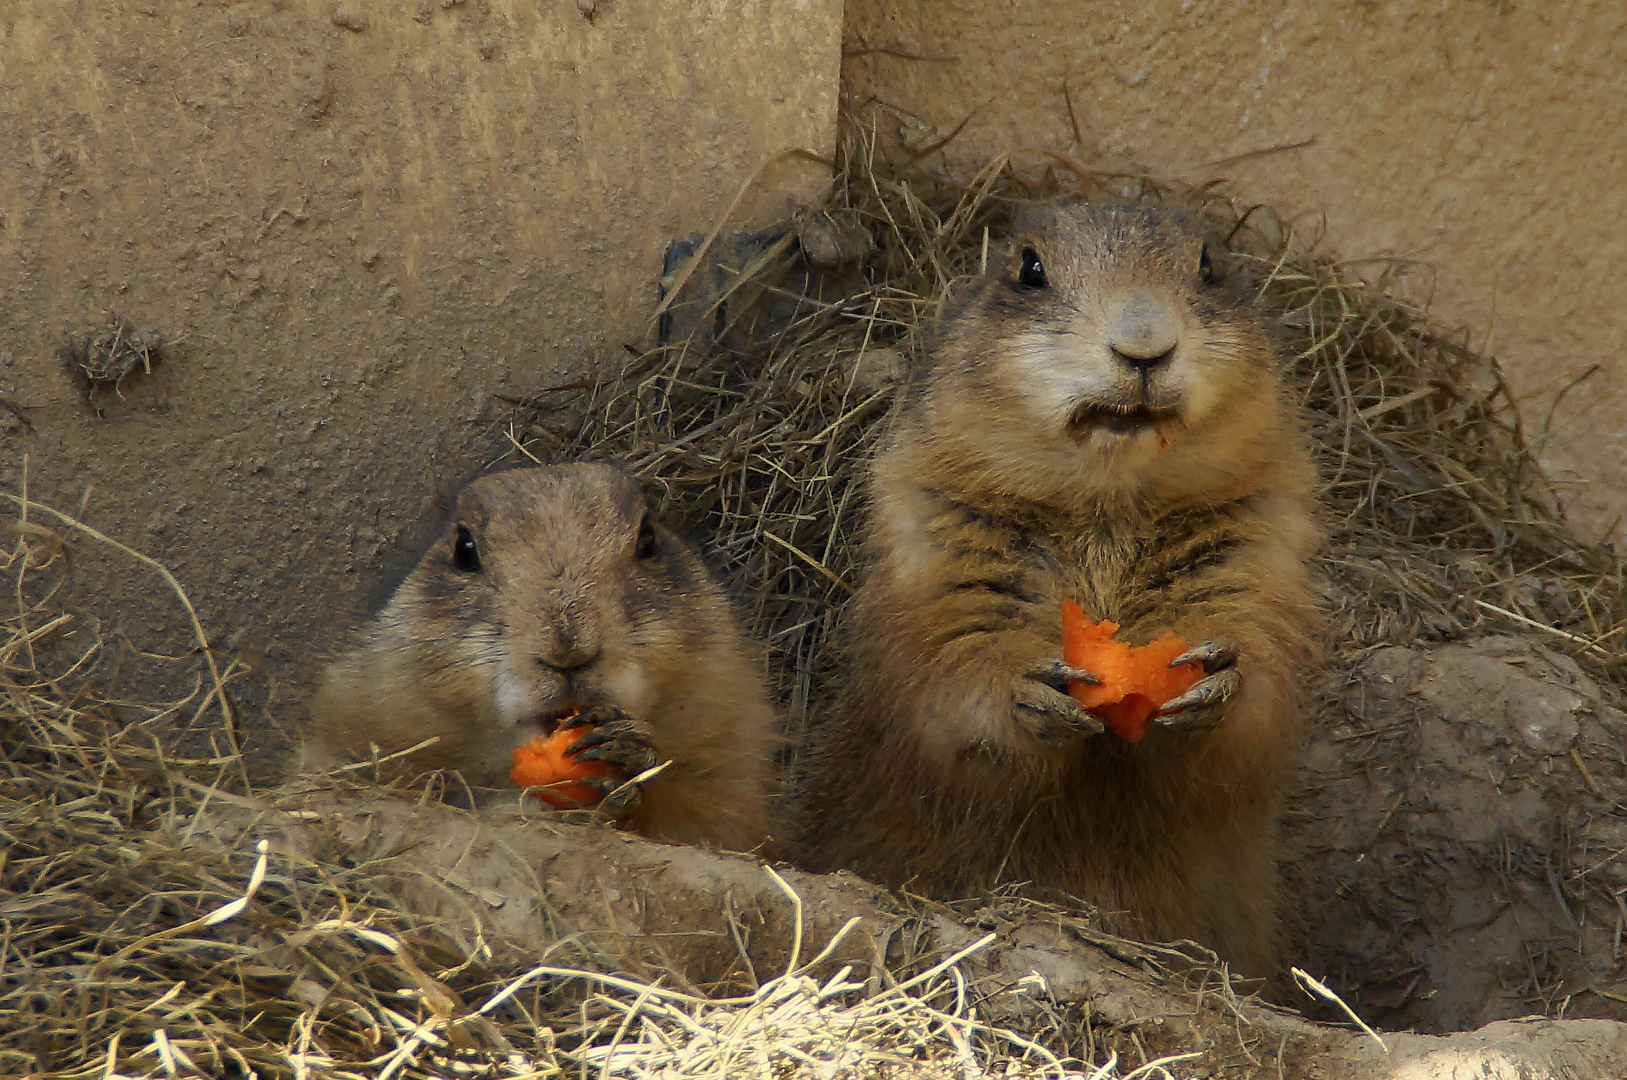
[845,0,1627,541]
[0,0,839,704]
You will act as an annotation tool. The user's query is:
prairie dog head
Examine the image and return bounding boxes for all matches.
[307,463,739,783]
[911,203,1286,505]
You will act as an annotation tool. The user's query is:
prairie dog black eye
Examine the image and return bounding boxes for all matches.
[1018,247,1048,289]
[451,525,481,573]
[1198,243,1219,285]
[634,515,658,561]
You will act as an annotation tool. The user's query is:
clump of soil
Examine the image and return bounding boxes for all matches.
[60,318,165,411]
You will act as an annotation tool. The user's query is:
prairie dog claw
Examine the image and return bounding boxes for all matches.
[1168,638,1237,673]
[569,717,658,772]
[559,707,659,817]
[1014,660,1105,742]
[1155,667,1242,732]
[580,771,647,816]
[1027,658,1101,690]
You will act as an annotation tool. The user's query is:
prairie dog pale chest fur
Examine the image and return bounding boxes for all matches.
[798,204,1322,977]
[302,463,777,851]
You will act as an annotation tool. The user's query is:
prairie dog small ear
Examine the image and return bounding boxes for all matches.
[1198,228,1251,289]
[633,511,659,561]
[1197,240,1220,286]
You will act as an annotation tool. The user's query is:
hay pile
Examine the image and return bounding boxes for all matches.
[524,127,1627,758]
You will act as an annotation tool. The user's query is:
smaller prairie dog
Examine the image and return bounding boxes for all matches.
[798,203,1322,978]
[302,463,777,851]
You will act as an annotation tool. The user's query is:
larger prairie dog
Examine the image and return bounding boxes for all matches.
[303,463,777,851]
[798,203,1322,977]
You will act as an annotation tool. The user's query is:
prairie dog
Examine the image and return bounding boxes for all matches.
[798,203,1322,977]
[302,463,777,851]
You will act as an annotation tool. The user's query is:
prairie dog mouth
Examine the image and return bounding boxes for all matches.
[530,705,586,735]
[1067,402,1180,440]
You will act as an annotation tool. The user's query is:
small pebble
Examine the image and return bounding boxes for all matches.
[330,8,368,31]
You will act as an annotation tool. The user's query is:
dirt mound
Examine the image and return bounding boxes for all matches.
[1296,636,1627,1032]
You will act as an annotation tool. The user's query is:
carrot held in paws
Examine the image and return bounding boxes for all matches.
[510,712,624,808]
[1060,600,1204,743]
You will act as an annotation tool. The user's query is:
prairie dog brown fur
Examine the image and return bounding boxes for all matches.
[302,463,777,851]
[798,203,1321,977]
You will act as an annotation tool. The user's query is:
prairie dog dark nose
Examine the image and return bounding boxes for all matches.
[537,617,601,671]
[1109,291,1180,368]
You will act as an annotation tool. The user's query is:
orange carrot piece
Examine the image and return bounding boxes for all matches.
[1059,600,1204,743]
[510,714,623,809]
